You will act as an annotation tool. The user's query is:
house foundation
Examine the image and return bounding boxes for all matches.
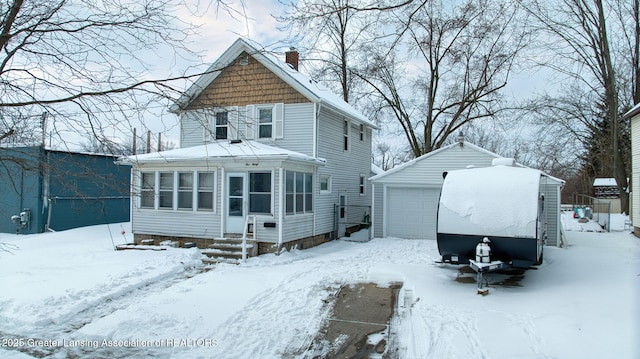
[133,231,337,255]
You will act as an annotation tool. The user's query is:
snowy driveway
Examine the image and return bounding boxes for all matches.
[0,221,638,358]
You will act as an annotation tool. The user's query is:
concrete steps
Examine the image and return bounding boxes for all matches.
[201,238,257,265]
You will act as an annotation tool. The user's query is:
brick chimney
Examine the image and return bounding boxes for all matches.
[285,47,299,71]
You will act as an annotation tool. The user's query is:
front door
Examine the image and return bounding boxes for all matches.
[226,173,247,233]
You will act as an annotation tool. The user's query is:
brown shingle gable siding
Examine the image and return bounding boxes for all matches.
[187,52,311,110]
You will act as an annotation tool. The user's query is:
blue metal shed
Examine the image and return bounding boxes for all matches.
[0,146,130,234]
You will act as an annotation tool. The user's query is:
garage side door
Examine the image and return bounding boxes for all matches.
[386,187,439,240]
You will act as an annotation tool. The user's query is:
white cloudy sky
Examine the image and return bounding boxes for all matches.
[63,0,549,153]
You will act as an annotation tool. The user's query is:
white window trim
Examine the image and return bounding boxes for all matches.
[343,119,350,152]
[257,106,274,139]
[203,108,237,142]
[285,171,314,216]
[359,175,366,196]
[252,103,284,140]
[138,171,156,209]
[196,170,217,213]
[359,123,365,142]
[248,170,274,215]
[177,171,195,211]
[320,175,332,194]
[137,169,217,213]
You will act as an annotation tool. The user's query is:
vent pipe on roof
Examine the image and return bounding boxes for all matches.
[285,47,299,71]
[457,131,464,147]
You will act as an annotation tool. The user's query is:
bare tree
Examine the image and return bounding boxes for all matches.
[0,0,242,150]
[521,0,633,212]
[357,0,529,158]
[277,0,381,102]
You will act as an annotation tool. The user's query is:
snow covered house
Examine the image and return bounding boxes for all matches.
[369,139,565,246]
[120,38,377,254]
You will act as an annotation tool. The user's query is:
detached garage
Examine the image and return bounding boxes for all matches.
[370,139,565,246]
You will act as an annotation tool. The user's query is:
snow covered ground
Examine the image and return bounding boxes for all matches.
[0,215,638,358]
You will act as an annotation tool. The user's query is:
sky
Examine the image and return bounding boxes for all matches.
[51,0,552,154]
[136,0,293,149]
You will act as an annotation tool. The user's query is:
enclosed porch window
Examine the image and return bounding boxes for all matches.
[249,172,272,214]
[286,171,313,215]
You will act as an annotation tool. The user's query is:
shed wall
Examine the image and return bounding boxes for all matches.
[0,147,44,234]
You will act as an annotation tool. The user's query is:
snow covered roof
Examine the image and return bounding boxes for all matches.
[623,102,640,119]
[593,178,617,187]
[438,165,542,238]
[371,163,384,176]
[0,144,120,158]
[368,140,564,185]
[369,141,501,181]
[171,38,378,129]
[119,140,325,166]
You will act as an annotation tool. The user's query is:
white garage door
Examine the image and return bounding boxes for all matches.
[386,187,439,239]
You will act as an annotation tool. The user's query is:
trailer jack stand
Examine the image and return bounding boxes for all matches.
[476,271,489,296]
[469,260,509,296]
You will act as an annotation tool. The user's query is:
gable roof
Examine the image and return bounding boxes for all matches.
[369,141,501,182]
[171,38,377,129]
[369,140,564,185]
[118,140,325,166]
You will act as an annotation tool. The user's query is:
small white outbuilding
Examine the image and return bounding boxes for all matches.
[369,140,565,246]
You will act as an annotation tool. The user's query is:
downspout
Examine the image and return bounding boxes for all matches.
[370,183,375,240]
[278,167,284,248]
[313,103,319,158]
[220,168,225,237]
[313,103,320,236]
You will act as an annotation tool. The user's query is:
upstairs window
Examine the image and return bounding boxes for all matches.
[359,175,366,195]
[215,111,228,140]
[259,108,273,139]
[343,120,350,151]
[359,123,365,141]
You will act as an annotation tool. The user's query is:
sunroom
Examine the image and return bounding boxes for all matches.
[119,140,325,251]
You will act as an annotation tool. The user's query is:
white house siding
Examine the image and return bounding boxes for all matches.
[282,214,315,243]
[315,106,373,237]
[377,145,498,186]
[632,114,640,231]
[179,103,316,153]
[263,103,315,156]
[180,110,206,148]
[131,166,222,239]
